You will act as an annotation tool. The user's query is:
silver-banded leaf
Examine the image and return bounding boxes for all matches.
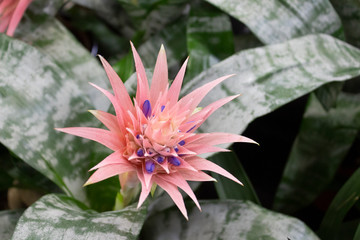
[11,194,147,240]
[318,167,360,239]
[0,34,101,202]
[186,3,234,81]
[16,14,109,110]
[205,0,343,44]
[181,34,360,142]
[141,200,319,240]
[274,93,360,213]
[27,0,64,16]
[210,152,260,204]
[0,209,23,240]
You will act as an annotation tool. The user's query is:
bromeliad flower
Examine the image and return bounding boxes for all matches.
[0,0,32,36]
[56,43,257,219]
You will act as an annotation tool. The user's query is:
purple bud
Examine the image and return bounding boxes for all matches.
[145,160,155,173]
[178,140,185,146]
[156,156,164,163]
[174,146,179,152]
[186,125,196,133]
[137,149,144,157]
[142,100,152,118]
[168,156,181,166]
[161,105,165,112]
[136,134,140,139]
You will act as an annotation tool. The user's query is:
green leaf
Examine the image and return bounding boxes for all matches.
[186,2,234,81]
[274,93,360,213]
[330,0,360,48]
[210,152,260,204]
[0,209,23,240]
[318,167,360,240]
[117,0,189,40]
[141,200,320,240]
[354,223,360,240]
[11,194,147,240]
[205,0,343,44]
[182,34,360,143]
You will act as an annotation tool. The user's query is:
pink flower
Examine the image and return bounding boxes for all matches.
[56,43,257,219]
[0,0,32,36]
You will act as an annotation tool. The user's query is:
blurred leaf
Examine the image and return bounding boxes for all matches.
[72,0,131,37]
[274,93,360,213]
[330,0,360,48]
[181,34,360,145]
[141,200,319,240]
[136,18,187,77]
[117,0,189,40]
[314,82,344,110]
[318,167,360,240]
[354,223,360,240]
[205,0,343,44]
[0,209,23,240]
[186,2,234,81]
[210,152,260,204]
[11,194,147,240]
[113,51,135,82]
[27,0,64,16]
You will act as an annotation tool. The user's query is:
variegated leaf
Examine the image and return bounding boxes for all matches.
[11,194,147,240]
[181,34,360,145]
[205,0,343,44]
[141,200,319,240]
[0,209,23,240]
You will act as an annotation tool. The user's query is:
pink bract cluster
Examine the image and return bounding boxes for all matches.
[0,0,32,36]
[57,43,256,219]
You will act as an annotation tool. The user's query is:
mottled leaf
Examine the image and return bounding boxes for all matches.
[141,200,319,240]
[205,0,343,44]
[181,34,360,145]
[274,93,360,213]
[0,33,104,203]
[0,209,23,240]
[11,194,147,240]
[210,152,260,204]
[318,167,360,240]
[16,14,109,110]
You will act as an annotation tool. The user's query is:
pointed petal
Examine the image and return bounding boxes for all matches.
[186,133,257,146]
[168,57,188,105]
[6,0,32,36]
[142,162,153,189]
[150,45,168,105]
[89,82,126,129]
[84,164,135,186]
[185,144,230,155]
[89,110,121,133]
[130,42,150,106]
[89,151,129,171]
[98,55,133,112]
[187,156,243,185]
[186,94,240,132]
[178,74,234,114]
[158,173,201,211]
[180,169,216,182]
[136,167,152,208]
[55,127,122,151]
[155,176,188,220]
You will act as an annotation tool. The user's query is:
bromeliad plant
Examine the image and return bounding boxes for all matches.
[1,0,360,240]
[56,44,257,219]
